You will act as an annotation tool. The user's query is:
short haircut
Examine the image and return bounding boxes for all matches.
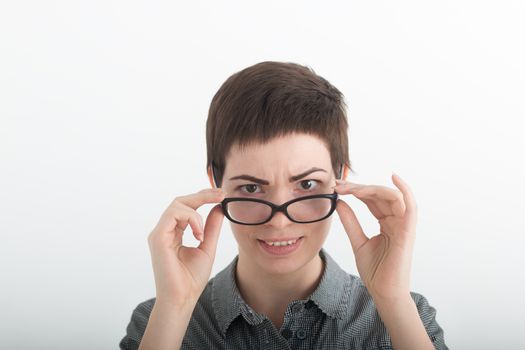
[206,61,353,188]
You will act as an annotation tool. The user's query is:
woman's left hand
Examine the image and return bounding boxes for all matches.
[333,173,417,301]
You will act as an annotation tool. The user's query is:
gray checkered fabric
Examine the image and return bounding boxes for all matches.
[120,248,448,349]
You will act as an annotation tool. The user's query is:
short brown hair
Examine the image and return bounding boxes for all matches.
[206,61,353,187]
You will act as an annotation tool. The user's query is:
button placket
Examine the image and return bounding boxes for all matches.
[291,302,303,314]
[280,328,293,340]
[296,328,307,340]
[304,300,315,309]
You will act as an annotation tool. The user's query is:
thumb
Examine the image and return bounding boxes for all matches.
[199,204,225,260]
[335,199,368,254]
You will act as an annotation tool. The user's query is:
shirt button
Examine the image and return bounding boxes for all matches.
[296,328,307,340]
[281,328,293,340]
[291,303,303,313]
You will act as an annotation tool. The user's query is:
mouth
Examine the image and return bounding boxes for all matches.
[257,236,304,246]
[257,236,304,255]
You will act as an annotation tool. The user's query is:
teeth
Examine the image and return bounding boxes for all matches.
[264,239,298,246]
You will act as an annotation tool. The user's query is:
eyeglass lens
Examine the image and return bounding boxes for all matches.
[226,197,333,224]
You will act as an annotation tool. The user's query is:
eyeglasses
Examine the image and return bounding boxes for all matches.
[220,192,339,225]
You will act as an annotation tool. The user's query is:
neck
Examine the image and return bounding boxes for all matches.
[235,251,325,321]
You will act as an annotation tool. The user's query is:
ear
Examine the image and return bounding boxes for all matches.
[207,166,216,189]
[341,164,350,180]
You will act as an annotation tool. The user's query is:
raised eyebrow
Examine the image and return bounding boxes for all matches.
[229,167,328,185]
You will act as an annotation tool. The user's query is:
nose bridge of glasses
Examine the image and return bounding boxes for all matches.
[274,197,294,210]
[272,195,314,218]
[266,202,295,226]
[244,197,294,224]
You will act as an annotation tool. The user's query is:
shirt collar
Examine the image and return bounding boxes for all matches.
[211,247,352,336]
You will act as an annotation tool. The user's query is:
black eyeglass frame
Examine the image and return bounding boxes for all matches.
[220,192,339,225]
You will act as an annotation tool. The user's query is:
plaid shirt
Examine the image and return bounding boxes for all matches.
[120,248,448,349]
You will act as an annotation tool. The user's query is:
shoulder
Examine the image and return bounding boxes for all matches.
[119,296,156,349]
[338,273,448,349]
[119,279,221,350]
[408,290,448,348]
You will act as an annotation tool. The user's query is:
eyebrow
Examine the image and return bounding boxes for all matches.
[228,167,328,185]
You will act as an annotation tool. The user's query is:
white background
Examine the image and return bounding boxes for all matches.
[1,1,524,349]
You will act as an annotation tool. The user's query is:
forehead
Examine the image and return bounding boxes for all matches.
[224,133,332,174]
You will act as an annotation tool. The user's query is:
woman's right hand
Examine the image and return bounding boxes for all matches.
[147,188,226,307]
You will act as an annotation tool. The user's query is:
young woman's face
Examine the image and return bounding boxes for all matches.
[219,132,338,275]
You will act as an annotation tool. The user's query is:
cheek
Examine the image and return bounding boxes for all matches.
[305,221,331,243]
[230,220,331,246]
[230,224,257,244]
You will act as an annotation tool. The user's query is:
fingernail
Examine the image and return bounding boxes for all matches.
[335,179,346,184]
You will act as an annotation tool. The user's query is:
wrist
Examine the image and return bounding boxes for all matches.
[155,297,198,311]
[371,291,413,309]
[370,292,435,350]
[372,292,418,330]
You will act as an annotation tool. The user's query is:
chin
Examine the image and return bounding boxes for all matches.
[258,257,305,275]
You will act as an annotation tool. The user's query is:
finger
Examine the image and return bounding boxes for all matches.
[333,182,388,219]
[335,199,369,254]
[335,184,399,202]
[198,204,225,260]
[335,185,405,218]
[356,187,405,218]
[174,188,227,210]
[174,207,206,244]
[391,198,406,217]
[360,198,386,220]
[333,180,367,191]
[153,206,204,248]
[391,173,417,221]
[148,189,224,249]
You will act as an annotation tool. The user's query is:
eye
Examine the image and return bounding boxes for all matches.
[298,179,321,191]
[236,179,322,195]
[238,184,262,194]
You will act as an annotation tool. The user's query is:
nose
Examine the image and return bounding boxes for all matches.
[265,193,295,228]
[266,210,294,229]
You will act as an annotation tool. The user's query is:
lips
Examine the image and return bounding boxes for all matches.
[258,236,304,255]
[257,236,304,243]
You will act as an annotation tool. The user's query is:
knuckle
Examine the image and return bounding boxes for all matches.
[165,205,183,218]
[189,212,199,225]
[147,232,155,244]
[194,212,204,226]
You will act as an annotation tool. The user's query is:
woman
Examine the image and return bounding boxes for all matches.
[120,61,448,349]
